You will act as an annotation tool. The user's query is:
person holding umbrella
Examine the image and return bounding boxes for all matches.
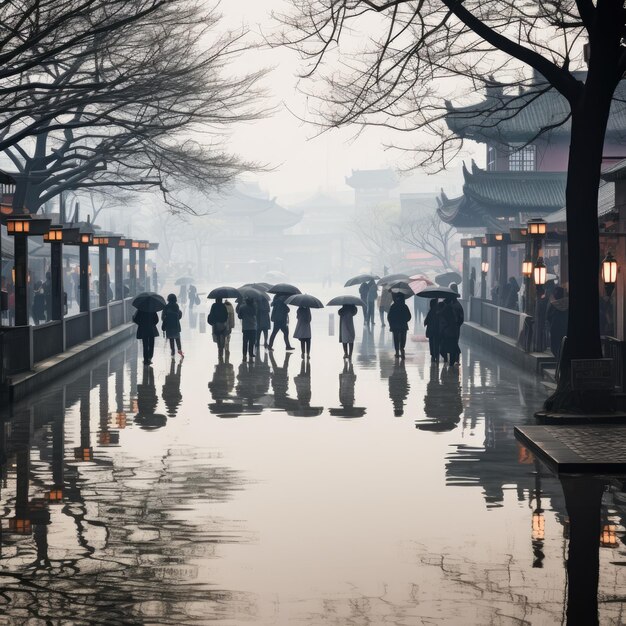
[423,299,441,363]
[238,296,258,361]
[286,293,323,359]
[132,293,165,365]
[256,294,271,349]
[208,297,229,359]
[268,295,294,351]
[387,293,412,360]
[161,293,184,358]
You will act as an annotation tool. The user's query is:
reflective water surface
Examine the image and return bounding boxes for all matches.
[1,296,625,624]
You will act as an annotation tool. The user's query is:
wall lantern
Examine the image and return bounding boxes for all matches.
[534,257,547,286]
[527,218,547,236]
[8,517,32,534]
[80,233,91,245]
[522,256,533,278]
[481,260,489,274]
[602,251,618,297]
[131,241,140,249]
[6,216,51,236]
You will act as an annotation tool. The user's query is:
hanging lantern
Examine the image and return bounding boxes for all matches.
[522,256,533,278]
[534,257,547,286]
[602,251,618,297]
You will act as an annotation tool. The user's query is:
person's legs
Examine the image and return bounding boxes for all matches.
[400,330,407,359]
[379,307,385,327]
[348,342,354,358]
[282,325,294,349]
[392,331,400,356]
[342,342,348,357]
[176,337,183,356]
[148,335,155,361]
[300,339,306,358]
[262,329,269,347]
[169,337,175,355]
[242,332,249,359]
[305,338,311,357]
[268,324,279,349]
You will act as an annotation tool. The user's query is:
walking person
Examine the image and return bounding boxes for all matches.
[424,298,441,363]
[256,295,271,349]
[379,287,392,327]
[366,279,377,327]
[238,296,257,361]
[293,305,312,359]
[178,283,188,306]
[133,308,159,365]
[359,281,369,326]
[161,293,184,358]
[547,286,568,359]
[208,297,229,359]
[387,293,411,359]
[224,299,235,355]
[188,284,200,308]
[268,295,294,351]
[338,304,357,359]
[440,295,464,366]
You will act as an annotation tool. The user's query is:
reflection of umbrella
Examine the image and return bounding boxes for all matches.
[238,286,269,301]
[132,292,166,312]
[268,283,301,295]
[326,295,365,307]
[285,293,324,308]
[388,281,415,298]
[329,407,367,418]
[175,276,194,285]
[416,286,460,299]
[344,273,380,287]
[208,286,241,299]
[265,270,288,281]
[287,407,324,417]
[435,271,462,287]
[378,273,410,286]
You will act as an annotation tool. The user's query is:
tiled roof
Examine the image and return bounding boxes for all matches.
[546,180,616,224]
[251,203,302,229]
[446,72,626,144]
[345,169,398,189]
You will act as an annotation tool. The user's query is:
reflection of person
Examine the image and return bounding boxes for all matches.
[329,360,366,418]
[388,360,410,416]
[418,364,463,431]
[293,306,312,359]
[423,298,440,363]
[161,293,184,358]
[294,359,312,407]
[236,361,258,406]
[270,351,291,409]
[135,366,167,429]
[162,359,183,417]
[387,293,411,359]
[208,355,236,412]
[338,304,357,359]
[132,309,158,365]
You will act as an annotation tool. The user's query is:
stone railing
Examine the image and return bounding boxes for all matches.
[468,297,529,345]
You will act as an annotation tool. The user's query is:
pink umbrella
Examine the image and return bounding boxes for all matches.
[409,275,434,292]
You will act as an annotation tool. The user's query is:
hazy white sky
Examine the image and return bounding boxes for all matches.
[220,0,478,204]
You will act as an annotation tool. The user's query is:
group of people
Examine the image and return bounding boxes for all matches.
[423,291,465,366]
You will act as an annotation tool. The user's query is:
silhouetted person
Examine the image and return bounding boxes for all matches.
[162,359,182,417]
[161,293,184,358]
[440,295,464,366]
[547,286,568,359]
[178,283,187,305]
[502,276,520,311]
[135,366,166,429]
[388,360,409,416]
[256,296,271,348]
[387,293,411,359]
[133,309,158,365]
[379,287,392,327]
[424,298,440,363]
[468,267,476,298]
[188,284,200,308]
[208,297,229,359]
[293,305,312,358]
[366,279,377,326]
[268,295,294,351]
[225,300,235,354]
[238,296,257,361]
[359,281,369,326]
[338,304,357,359]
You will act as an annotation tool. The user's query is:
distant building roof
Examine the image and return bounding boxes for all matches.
[437,162,566,229]
[547,179,616,224]
[345,169,398,189]
[445,71,626,144]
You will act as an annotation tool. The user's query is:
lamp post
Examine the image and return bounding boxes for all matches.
[129,240,138,296]
[533,257,548,352]
[63,228,92,313]
[461,238,476,299]
[534,257,547,293]
[43,226,64,320]
[479,237,489,300]
[6,217,51,325]
[92,234,110,307]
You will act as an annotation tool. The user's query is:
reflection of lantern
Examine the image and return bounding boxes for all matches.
[522,256,533,278]
[600,524,618,547]
[517,443,534,464]
[74,447,93,462]
[113,411,127,429]
[533,257,547,286]
[602,251,618,297]
[131,399,139,413]
[9,517,32,534]
[47,487,63,502]
[532,511,545,541]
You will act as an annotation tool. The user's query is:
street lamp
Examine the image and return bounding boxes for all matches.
[602,251,618,297]
[534,257,547,289]
[44,226,65,320]
[481,260,489,274]
[527,218,547,236]
[522,256,533,278]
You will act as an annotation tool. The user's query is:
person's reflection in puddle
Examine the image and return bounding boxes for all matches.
[269,351,291,410]
[416,363,463,431]
[288,360,323,417]
[253,352,271,400]
[162,359,183,418]
[388,360,410,416]
[208,353,242,417]
[235,361,263,414]
[357,326,377,367]
[135,366,166,430]
[329,361,366,418]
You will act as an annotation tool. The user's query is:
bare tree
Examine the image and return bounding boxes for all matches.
[393,213,458,271]
[351,202,403,269]
[279,0,626,411]
[2,1,266,214]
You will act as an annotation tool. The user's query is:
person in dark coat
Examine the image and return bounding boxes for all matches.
[43,271,52,321]
[547,286,568,359]
[133,309,159,364]
[208,297,229,359]
[32,280,46,325]
[188,284,200,308]
[503,277,520,311]
[256,296,271,348]
[423,298,440,362]
[268,295,294,351]
[468,267,476,298]
[161,293,183,357]
[238,296,257,361]
[440,296,464,366]
[338,304,357,359]
[387,293,411,359]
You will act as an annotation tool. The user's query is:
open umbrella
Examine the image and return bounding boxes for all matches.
[378,273,410,286]
[285,293,324,308]
[344,273,380,287]
[416,286,460,299]
[238,286,269,301]
[175,276,194,285]
[207,286,241,299]
[242,282,271,291]
[409,276,435,292]
[435,271,462,287]
[268,283,301,296]
[326,295,366,307]
[132,292,166,312]
[388,281,415,298]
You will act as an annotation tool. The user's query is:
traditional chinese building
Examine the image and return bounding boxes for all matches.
[345,168,398,210]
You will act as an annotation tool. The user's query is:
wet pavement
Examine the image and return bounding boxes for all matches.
[1,287,626,625]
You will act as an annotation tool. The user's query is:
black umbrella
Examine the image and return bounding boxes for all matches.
[238,286,269,301]
[285,293,324,308]
[208,286,241,299]
[344,273,380,287]
[388,281,415,298]
[377,273,410,286]
[175,276,194,285]
[326,295,366,307]
[132,292,166,312]
[242,282,271,291]
[435,271,462,287]
[416,286,460,299]
[268,283,301,295]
